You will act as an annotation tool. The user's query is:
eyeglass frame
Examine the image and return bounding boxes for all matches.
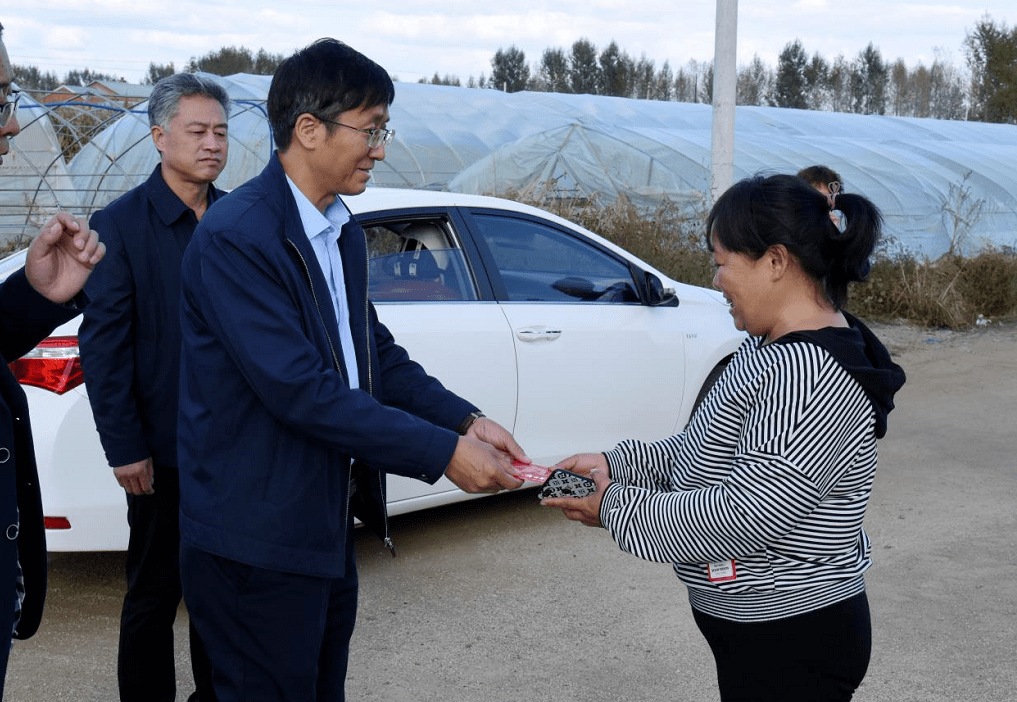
[317,116,394,149]
[1,90,21,129]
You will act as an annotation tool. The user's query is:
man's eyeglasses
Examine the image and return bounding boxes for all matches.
[1,91,22,129]
[318,117,395,149]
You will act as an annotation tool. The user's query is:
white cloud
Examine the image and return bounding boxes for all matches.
[2,0,1013,83]
[44,25,89,51]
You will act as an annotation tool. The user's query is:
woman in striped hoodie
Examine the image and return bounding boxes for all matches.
[544,173,907,702]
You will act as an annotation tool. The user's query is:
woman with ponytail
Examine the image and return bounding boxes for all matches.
[544,173,907,701]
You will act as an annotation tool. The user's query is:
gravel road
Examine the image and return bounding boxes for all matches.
[6,321,1016,702]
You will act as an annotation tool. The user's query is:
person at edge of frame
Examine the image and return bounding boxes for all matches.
[0,18,107,698]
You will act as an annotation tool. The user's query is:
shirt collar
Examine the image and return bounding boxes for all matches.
[145,163,222,226]
[284,175,351,242]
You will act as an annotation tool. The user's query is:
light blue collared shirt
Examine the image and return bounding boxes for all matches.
[285,176,360,390]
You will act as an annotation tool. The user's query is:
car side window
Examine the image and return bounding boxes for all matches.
[470,213,639,303]
[364,219,478,302]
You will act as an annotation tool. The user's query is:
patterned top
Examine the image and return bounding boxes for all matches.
[600,331,899,622]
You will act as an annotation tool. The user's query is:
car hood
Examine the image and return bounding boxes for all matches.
[0,249,28,281]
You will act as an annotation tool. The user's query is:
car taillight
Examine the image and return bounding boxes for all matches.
[44,517,72,530]
[8,336,84,394]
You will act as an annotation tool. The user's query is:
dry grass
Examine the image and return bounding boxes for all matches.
[0,237,27,259]
[848,248,1017,328]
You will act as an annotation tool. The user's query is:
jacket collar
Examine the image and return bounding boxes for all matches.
[261,152,371,391]
[143,162,223,227]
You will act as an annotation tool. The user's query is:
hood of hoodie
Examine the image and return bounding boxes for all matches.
[777,311,907,439]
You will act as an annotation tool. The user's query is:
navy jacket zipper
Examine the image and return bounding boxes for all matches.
[286,234,395,557]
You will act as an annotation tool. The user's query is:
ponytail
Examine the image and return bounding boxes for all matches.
[823,192,883,308]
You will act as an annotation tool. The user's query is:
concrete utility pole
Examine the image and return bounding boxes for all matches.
[710,0,738,205]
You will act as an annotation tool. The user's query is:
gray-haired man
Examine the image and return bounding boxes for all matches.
[78,73,229,702]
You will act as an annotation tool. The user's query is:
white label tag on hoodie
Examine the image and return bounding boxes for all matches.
[707,560,737,582]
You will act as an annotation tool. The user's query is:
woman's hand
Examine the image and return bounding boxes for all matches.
[552,452,609,478]
[541,463,612,528]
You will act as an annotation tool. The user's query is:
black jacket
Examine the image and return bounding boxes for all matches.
[79,165,224,468]
[1,269,82,686]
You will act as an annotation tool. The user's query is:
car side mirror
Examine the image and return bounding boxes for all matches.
[643,271,678,307]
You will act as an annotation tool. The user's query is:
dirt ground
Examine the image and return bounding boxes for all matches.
[5,319,1017,701]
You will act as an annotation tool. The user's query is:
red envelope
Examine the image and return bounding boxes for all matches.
[512,460,552,483]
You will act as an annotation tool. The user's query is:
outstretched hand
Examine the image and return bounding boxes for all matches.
[466,417,528,463]
[25,212,105,303]
[444,417,528,493]
[445,434,524,494]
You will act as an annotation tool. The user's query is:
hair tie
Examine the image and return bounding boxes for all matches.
[827,181,841,210]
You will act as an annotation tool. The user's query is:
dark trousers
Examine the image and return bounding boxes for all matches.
[693,591,872,702]
[180,527,358,702]
[119,465,216,702]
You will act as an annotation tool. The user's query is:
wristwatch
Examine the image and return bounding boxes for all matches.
[457,410,485,435]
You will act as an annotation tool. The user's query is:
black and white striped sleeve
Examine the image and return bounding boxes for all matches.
[599,342,874,566]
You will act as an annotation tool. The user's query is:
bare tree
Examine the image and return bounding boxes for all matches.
[463,34,975,116]
[929,53,968,120]
[12,64,61,91]
[144,62,175,85]
[964,15,1017,123]
[804,52,830,110]
[186,46,284,76]
[888,58,911,115]
[63,68,123,86]
[419,73,461,87]
[850,43,888,114]
[828,54,853,112]
[737,54,771,106]
[632,55,656,99]
[674,60,702,103]
[655,61,675,101]
[700,62,714,104]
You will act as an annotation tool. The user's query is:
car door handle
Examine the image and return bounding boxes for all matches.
[516,327,562,342]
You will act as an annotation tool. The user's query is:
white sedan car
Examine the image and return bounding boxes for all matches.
[4,188,743,551]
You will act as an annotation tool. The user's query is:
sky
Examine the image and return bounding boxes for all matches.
[1,0,1013,86]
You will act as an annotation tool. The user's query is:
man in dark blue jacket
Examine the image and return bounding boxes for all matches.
[178,39,527,701]
[1,22,106,695]
[79,73,228,702]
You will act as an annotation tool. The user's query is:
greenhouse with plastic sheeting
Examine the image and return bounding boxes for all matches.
[3,74,1016,258]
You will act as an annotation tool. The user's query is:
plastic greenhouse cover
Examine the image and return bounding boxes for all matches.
[9,74,1017,258]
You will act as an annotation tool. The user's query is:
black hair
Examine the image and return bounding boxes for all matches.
[267,38,395,152]
[706,173,883,309]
